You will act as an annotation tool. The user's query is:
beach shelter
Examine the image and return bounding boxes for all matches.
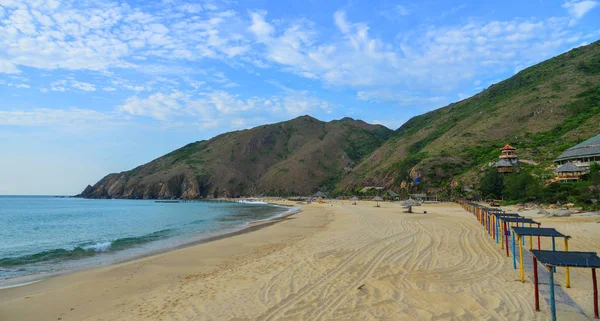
[385,190,399,201]
[491,213,521,247]
[480,208,505,240]
[555,162,584,181]
[372,196,383,207]
[530,250,600,320]
[499,217,538,261]
[312,191,328,199]
[512,227,570,284]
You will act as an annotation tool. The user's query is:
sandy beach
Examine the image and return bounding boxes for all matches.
[1,201,599,321]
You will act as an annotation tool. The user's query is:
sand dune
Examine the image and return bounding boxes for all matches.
[1,202,597,320]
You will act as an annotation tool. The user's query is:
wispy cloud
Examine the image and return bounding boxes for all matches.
[0,108,118,127]
[1,0,598,130]
[117,89,335,122]
[246,9,590,105]
[563,0,599,25]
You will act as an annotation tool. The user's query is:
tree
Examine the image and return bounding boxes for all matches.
[590,162,600,186]
[504,172,541,201]
[479,168,504,200]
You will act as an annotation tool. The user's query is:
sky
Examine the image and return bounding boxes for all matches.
[1,0,599,195]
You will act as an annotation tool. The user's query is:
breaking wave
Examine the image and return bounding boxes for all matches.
[0,229,172,267]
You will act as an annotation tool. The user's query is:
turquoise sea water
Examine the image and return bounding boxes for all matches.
[0,196,289,285]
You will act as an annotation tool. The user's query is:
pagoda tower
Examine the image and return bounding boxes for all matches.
[494,144,519,173]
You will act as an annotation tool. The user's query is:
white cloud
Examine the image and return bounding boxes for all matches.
[357,90,446,107]
[211,71,239,88]
[0,61,21,74]
[47,79,96,92]
[0,0,596,120]
[71,81,96,92]
[379,3,411,20]
[0,1,251,74]
[243,8,593,100]
[0,81,31,89]
[333,10,351,34]
[0,108,116,126]
[563,0,598,24]
[117,91,187,120]
[249,11,274,41]
[111,79,152,92]
[394,5,410,16]
[117,89,335,121]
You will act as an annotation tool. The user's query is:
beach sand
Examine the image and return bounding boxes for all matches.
[1,201,598,320]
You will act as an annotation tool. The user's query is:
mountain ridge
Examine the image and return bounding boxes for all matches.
[80,40,600,199]
[338,39,600,193]
[79,115,392,199]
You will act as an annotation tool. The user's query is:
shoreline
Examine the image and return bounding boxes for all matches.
[4,201,599,321]
[0,202,300,289]
[0,200,327,321]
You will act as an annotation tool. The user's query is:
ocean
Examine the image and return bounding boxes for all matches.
[0,196,292,286]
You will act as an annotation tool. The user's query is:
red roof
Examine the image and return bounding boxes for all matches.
[500,144,516,151]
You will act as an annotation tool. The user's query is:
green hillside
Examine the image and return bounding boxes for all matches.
[340,40,600,193]
[81,41,600,200]
[79,116,391,199]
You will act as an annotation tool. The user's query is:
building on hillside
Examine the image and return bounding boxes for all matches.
[555,162,584,181]
[384,190,399,201]
[555,134,600,170]
[359,186,384,194]
[494,144,520,173]
[312,191,328,199]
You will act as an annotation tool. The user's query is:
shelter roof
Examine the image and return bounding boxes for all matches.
[500,217,538,224]
[555,162,583,173]
[312,191,328,198]
[530,250,600,268]
[386,190,399,197]
[512,227,568,238]
[501,144,516,151]
[494,159,515,167]
[492,213,520,217]
[556,134,600,162]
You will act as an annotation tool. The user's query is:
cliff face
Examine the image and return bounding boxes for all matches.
[79,116,391,199]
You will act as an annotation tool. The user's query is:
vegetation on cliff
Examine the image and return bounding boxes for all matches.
[79,116,391,199]
[80,41,600,201]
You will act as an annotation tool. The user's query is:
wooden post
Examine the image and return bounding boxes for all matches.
[552,237,556,272]
[505,222,509,257]
[501,219,505,249]
[550,266,556,321]
[496,215,499,243]
[593,268,598,319]
[538,224,541,250]
[512,230,517,269]
[565,237,570,288]
[519,235,524,282]
[529,223,533,250]
[492,215,495,239]
[533,256,540,311]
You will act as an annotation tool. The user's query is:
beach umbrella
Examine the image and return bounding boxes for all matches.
[372,196,383,207]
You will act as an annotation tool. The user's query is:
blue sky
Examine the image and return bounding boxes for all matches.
[1,0,599,195]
